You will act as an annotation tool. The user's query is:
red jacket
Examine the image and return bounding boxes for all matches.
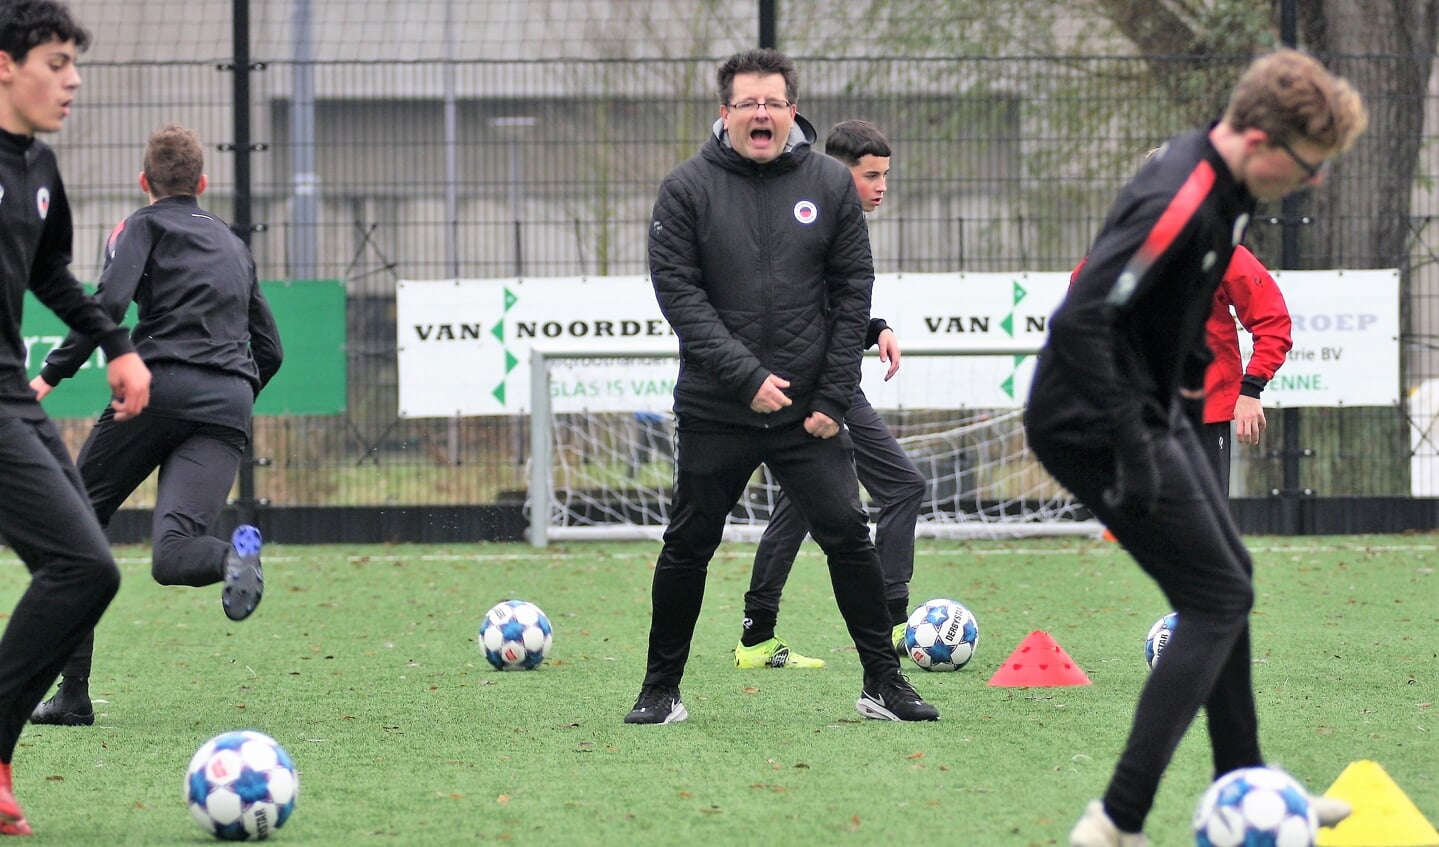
[1068,245,1292,424]
[1204,245,1291,423]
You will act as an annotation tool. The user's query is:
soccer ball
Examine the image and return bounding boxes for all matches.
[902,598,979,671]
[479,599,553,670]
[1145,611,1179,669]
[185,730,298,841]
[1194,766,1318,847]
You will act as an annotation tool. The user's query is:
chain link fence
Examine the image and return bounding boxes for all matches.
[38,1,1439,536]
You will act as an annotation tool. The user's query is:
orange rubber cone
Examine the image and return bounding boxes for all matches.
[987,630,1092,687]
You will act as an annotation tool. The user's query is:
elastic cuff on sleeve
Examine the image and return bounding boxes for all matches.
[865,318,890,350]
[1240,375,1266,399]
[810,398,849,427]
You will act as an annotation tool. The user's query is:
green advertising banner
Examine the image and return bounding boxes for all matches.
[23,279,346,417]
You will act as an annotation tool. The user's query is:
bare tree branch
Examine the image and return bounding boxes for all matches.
[1093,0,1205,56]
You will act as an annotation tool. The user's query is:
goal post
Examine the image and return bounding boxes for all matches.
[528,346,683,547]
[526,346,1100,547]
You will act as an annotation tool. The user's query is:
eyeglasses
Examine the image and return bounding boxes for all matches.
[1273,137,1328,180]
[726,99,793,113]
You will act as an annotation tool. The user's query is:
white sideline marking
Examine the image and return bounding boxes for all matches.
[91,541,1434,567]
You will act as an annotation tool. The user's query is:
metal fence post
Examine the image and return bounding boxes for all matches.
[529,349,552,547]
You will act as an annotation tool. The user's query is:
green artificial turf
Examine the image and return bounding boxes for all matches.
[1,535,1433,845]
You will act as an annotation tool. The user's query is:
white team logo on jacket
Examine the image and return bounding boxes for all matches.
[36,186,50,220]
[0,183,5,206]
[793,200,818,225]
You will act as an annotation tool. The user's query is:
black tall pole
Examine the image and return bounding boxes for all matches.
[1277,0,1305,534]
[233,0,257,527]
[759,0,776,48]
[1279,0,1300,270]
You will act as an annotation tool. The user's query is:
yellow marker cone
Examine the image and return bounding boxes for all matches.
[1316,760,1439,847]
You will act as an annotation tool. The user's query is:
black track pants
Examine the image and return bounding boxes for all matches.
[746,390,925,622]
[1028,420,1262,833]
[57,412,246,679]
[642,422,901,688]
[0,417,120,759]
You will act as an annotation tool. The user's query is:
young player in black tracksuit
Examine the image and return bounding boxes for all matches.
[1023,50,1366,847]
[0,1,153,834]
[28,124,282,727]
[625,49,936,724]
[736,120,926,669]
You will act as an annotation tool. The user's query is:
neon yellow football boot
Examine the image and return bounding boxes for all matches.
[733,637,825,669]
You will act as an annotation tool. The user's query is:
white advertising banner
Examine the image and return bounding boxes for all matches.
[863,272,1068,409]
[396,277,677,417]
[395,269,1399,417]
[1244,269,1400,407]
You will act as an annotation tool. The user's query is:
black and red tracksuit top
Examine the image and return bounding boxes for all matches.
[1027,128,1257,448]
[1066,243,1292,426]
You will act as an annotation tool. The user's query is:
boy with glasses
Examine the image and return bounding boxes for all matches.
[1025,48,1367,846]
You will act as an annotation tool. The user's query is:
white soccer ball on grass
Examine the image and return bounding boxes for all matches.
[1193,766,1318,847]
[185,730,298,841]
[903,598,979,671]
[479,599,554,670]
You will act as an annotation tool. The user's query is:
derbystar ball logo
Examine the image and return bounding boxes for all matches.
[793,200,817,224]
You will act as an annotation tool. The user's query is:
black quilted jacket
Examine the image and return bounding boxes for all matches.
[648,115,874,430]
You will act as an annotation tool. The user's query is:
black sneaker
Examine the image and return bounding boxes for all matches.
[30,684,94,727]
[222,524,264,622]
[856,672,940,721]
[623,685,688,724]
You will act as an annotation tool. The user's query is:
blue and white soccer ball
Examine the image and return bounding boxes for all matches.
[903,598,979,671]
[185,730,298,841]
[479,599,553,670]
[1145,611,1179,669]
[1193,766,1318,847]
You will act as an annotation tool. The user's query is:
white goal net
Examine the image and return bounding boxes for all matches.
[525,348,1098,546]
